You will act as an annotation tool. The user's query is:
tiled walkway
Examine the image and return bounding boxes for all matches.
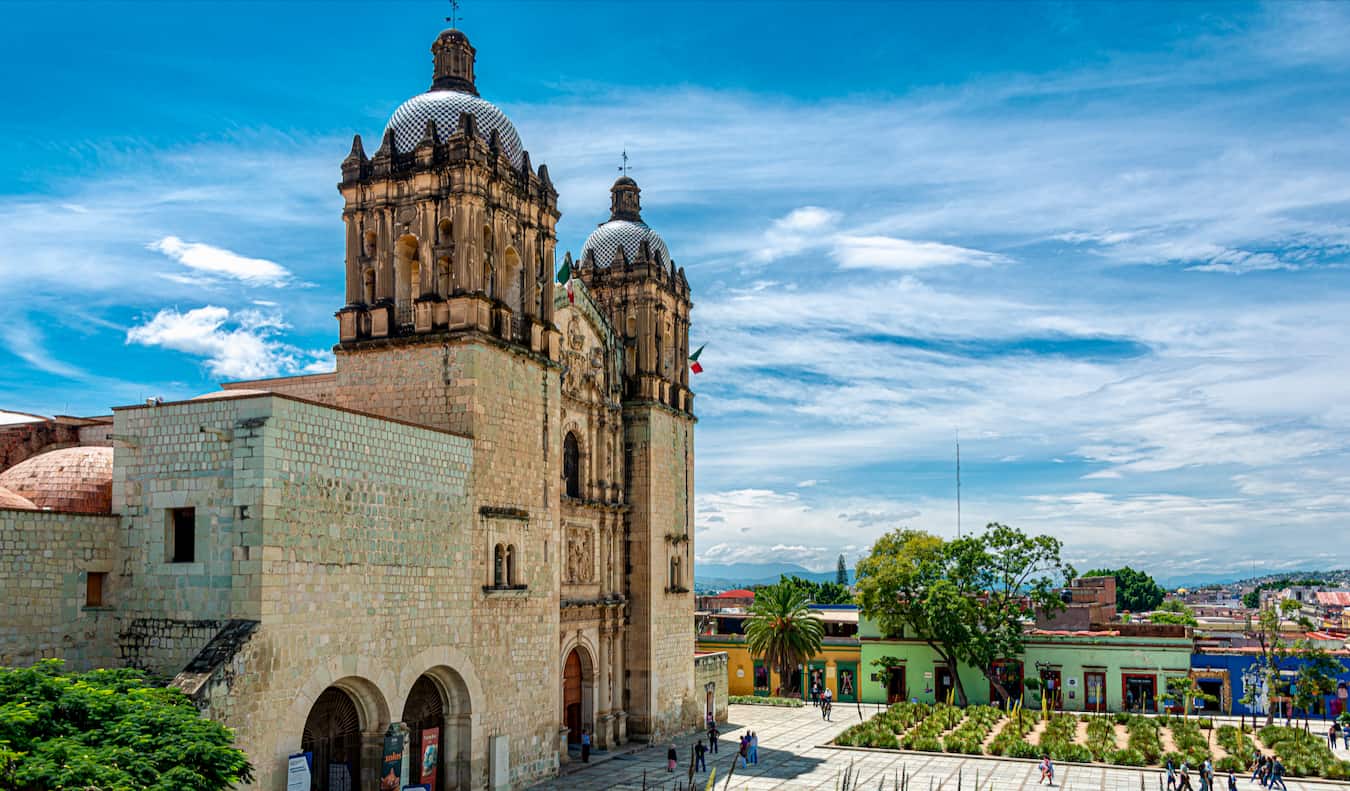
[528,704,1350,791]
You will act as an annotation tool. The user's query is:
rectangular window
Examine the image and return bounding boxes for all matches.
[167,507,195,563]
[85,572,106,607]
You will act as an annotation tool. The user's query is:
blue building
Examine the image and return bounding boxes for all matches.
[1192,649,1350,718]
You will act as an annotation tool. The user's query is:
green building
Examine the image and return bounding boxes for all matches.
[859,616,1193,712]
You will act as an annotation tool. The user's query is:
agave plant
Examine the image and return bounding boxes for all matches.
[744,583,824,698]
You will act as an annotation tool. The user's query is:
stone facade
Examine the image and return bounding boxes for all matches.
[0,25,700,791]
[0,509,119,669]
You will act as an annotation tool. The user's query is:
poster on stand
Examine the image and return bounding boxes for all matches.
[285,753,311,791]
[381,731,405,791]
[419,727,440,788]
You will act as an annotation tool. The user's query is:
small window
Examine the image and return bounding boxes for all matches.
[85,572,107,607]
[494,544,506,587]
[167,507,195,563]
[506,544,517,586]
[563,433,581,499]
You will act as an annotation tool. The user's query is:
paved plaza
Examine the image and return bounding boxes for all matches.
[530,704,1350,791]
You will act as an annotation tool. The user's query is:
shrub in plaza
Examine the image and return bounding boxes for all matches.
[0,660,253,791]
[1124,716,1163,764]
[942,705,1004,755]
[1039,713,1091,763]
[1084,714,1120,762]
[1215,725,1250,764]
[1170,718,1211,765]
[728,694,804,707]
[900,703,963,751]
[1257,725,1350,779]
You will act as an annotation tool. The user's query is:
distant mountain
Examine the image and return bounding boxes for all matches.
[694,562,854,590]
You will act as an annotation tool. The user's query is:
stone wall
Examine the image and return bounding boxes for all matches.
[222,372,339,405]
[0,508,119,670]
[694,652,729,724]
[623,404,697,739]
[158,360,564,790]
[0,416,111,471]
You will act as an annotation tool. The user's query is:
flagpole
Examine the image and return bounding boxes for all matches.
[956,429,961,539]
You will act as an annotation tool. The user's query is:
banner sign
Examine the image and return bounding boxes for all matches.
[381,731,405,791]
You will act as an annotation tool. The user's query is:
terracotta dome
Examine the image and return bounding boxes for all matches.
[0,446,113,514]
[0,486,35,510]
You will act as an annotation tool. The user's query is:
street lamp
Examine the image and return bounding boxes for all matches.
[1240,664,1263,730]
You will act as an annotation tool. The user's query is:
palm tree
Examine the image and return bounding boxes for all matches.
[744,583,825,698]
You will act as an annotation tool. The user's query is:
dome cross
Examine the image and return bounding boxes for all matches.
[445,0,462,29]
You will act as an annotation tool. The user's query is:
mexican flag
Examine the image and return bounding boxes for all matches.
[555,259,574,303]
[689,344,705,374]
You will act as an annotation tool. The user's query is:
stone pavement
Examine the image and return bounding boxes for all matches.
[528,704,1350,791]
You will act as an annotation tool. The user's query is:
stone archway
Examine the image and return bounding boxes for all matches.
[561,645,596,747]
[301,676,389,791]
[400,667,474,791]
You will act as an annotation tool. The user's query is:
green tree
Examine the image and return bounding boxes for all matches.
[764,575,852,605]
[855,522,1074,706]
[744,582,824,697]
[1246,599,1311,727]
[836,554,849,586]
[1291,641,1344,722]
[1150,599,1199,626]
[0,660,253,791]
[1083,566,1165,612]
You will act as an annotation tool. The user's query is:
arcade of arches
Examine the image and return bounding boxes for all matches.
[300,668,472,791]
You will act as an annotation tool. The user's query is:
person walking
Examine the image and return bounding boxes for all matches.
[1178,763,1194,791]
[749,731,758,765]
[580,728,590,763]
[666,744,677,773]
[1228,770,1238,791]
[1343,722,1349,749]
[694,740,706,773]
[1167,757,1178,791]
[708,722,719,754]
[1201,757,1213,791]
[1270,758,1288,791]
[1331,722,1342,750]
[1249,755,1264,784]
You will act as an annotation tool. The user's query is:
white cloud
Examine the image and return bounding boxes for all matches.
[832,236,1009,271]
[125,305,333,380]
[148,236,293,286]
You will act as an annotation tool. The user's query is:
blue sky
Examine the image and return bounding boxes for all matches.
[4,1,1350,582]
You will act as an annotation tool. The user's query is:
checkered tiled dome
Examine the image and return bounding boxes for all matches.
[582,221,671,268]
[385,91,525,167]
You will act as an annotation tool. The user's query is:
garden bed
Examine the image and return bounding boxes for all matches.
[833,703,1350,780]
[728,694,804,707]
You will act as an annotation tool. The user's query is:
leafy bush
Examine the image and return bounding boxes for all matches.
[1215,725,1250,764]
[900,703,963,750]
[1126,716,1162,763]
[0,660,253,791]
[1196,717,1213,729]
[1257,725,1343,778]
[1109,748,1147,766]
[1215,756,1247,773]
[942,705,1003,754]
[1085,715,1119,761]
[729,694,804,707]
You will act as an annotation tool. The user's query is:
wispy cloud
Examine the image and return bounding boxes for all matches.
[148,236,294,287]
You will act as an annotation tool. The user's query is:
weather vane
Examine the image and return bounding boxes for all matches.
[619,149,630,177]
[445,0,461,29]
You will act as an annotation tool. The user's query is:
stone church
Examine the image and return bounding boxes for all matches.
[0,27,717,791]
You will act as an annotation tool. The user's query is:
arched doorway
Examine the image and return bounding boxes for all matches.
[403,668,473,790]
[404,676,444,791]
[302,687,362,791]
[561,646,595,746]
[564,650,583,743]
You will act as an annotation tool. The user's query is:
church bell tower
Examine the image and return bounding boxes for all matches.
[578,176,696,739]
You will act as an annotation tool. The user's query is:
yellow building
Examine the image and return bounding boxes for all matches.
[696,605,862,702]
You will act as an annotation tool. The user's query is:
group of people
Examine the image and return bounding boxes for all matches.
[811,680,834,721]
[1166,756,1238,791]
[1249,754,1288,791]
[1330,721,1350,750]
[674,721,758,773]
